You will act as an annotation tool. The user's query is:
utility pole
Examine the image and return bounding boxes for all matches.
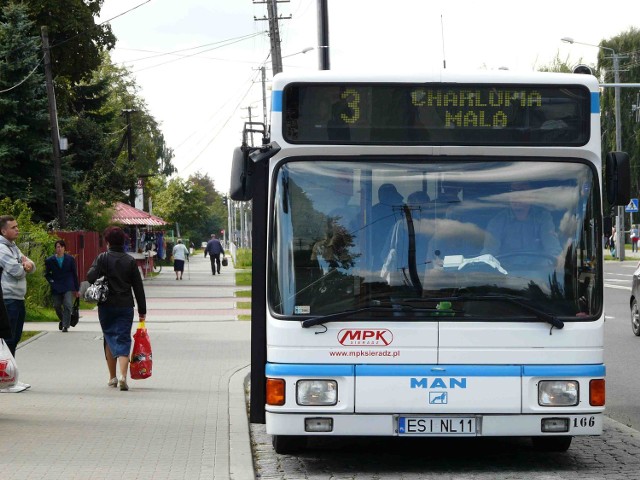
[254,0,290,75]
[317,0,330,70]
[243,106,255,145]
[41,26,66,228]
[610,51,626,261]
[261,66,267,127]
[122,109,136,206]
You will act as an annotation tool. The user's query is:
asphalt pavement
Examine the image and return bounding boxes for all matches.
[0,252,254,480]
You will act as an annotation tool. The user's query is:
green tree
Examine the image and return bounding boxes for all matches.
[0,2,175,228]
[153,178,208,237]
[58,53,176,225]
[81,55,175,210]
[187,172,227,244]
[0,2,53,222]
[599,28,640,196]
[25,0,115,84]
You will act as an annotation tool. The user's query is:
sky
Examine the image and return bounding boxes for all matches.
[98,0,640,193]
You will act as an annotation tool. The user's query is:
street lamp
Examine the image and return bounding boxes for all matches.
[282,46,314,59]
[562,37,625,260]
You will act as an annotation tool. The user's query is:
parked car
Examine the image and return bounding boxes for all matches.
[631,262,640,336]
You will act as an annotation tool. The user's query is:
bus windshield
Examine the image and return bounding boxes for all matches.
[269,158,601,322]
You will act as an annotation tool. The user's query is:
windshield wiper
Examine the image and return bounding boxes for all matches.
[301,304,446,328]
[404,294,564,329]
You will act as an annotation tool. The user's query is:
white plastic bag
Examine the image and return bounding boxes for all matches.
[0,339,18,388]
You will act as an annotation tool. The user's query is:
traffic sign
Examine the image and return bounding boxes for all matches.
[625,198,639,213]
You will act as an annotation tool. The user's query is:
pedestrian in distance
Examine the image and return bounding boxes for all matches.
[205,234,224,275]
[630,224,639,253]
[0,215,35,393]
[45,240,80,332]
[87,226,146,391]
[172,239,189,280]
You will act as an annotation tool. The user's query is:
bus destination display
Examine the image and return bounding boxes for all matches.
[283,84,590,146]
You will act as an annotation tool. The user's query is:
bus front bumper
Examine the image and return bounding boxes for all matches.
[265,411,603,437]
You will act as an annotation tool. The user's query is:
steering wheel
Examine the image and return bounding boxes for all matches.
[495,251,557,267]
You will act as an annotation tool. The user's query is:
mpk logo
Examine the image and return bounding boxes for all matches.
[337,329,393,346]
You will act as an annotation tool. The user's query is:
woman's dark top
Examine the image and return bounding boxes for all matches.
[87,247,147,314]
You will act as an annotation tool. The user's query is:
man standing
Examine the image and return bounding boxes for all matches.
[45,240,79,332]
[0,215,35,392]
[205,234,224,275]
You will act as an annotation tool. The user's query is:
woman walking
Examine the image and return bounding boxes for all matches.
[172,239,189,280]
[87,226,146,391]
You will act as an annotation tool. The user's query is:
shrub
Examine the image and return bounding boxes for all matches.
[0,198,52,312]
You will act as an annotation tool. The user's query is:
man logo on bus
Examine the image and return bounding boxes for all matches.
[337,329,393,346]
[410,377,467,389]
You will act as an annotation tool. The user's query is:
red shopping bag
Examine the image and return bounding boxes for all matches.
[130,321,152,379]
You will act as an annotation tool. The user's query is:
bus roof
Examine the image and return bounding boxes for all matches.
[272,70,600,91]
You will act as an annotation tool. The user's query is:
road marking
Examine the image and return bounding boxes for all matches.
[605,283,631,291]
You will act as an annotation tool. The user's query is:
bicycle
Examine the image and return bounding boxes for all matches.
[143,241,162,274]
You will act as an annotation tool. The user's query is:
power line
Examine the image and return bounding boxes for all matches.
[131,32,267,73]
[3,1,152,67]
[173,51,271,152]
[49,0,152,51]
[179,69,262,173]
[0,57,44,94]
[118,32,266,63]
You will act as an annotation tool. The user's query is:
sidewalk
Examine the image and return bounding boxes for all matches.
[0,253,254,480]
[605,246,640,262]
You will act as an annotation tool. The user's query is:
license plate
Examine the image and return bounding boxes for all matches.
[397,416,477,436]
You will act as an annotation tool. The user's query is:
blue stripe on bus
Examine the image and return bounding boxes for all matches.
[265,364,605,378]
[356,365,521,377]
[591,92,599,113]
[523,364,605,377]
[272,90,283,112]
[266,363,354,376]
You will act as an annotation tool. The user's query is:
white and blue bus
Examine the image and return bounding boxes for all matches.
[230,71,630,454]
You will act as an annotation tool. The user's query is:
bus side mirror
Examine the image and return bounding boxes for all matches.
[572,64,593,75]
[230,147,253,201]
[606,151,631,206]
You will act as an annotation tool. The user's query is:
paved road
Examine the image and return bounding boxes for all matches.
[0,253,253,480]
[251,419,640,479]
[602,258,640,431]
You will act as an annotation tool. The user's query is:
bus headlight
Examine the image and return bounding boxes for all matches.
[296,380,337,406]
[538,380,579,406]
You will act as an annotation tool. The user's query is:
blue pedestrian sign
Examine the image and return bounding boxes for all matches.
[625,198,639,213]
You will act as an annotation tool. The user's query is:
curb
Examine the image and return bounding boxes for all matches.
[230,364,254,480]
